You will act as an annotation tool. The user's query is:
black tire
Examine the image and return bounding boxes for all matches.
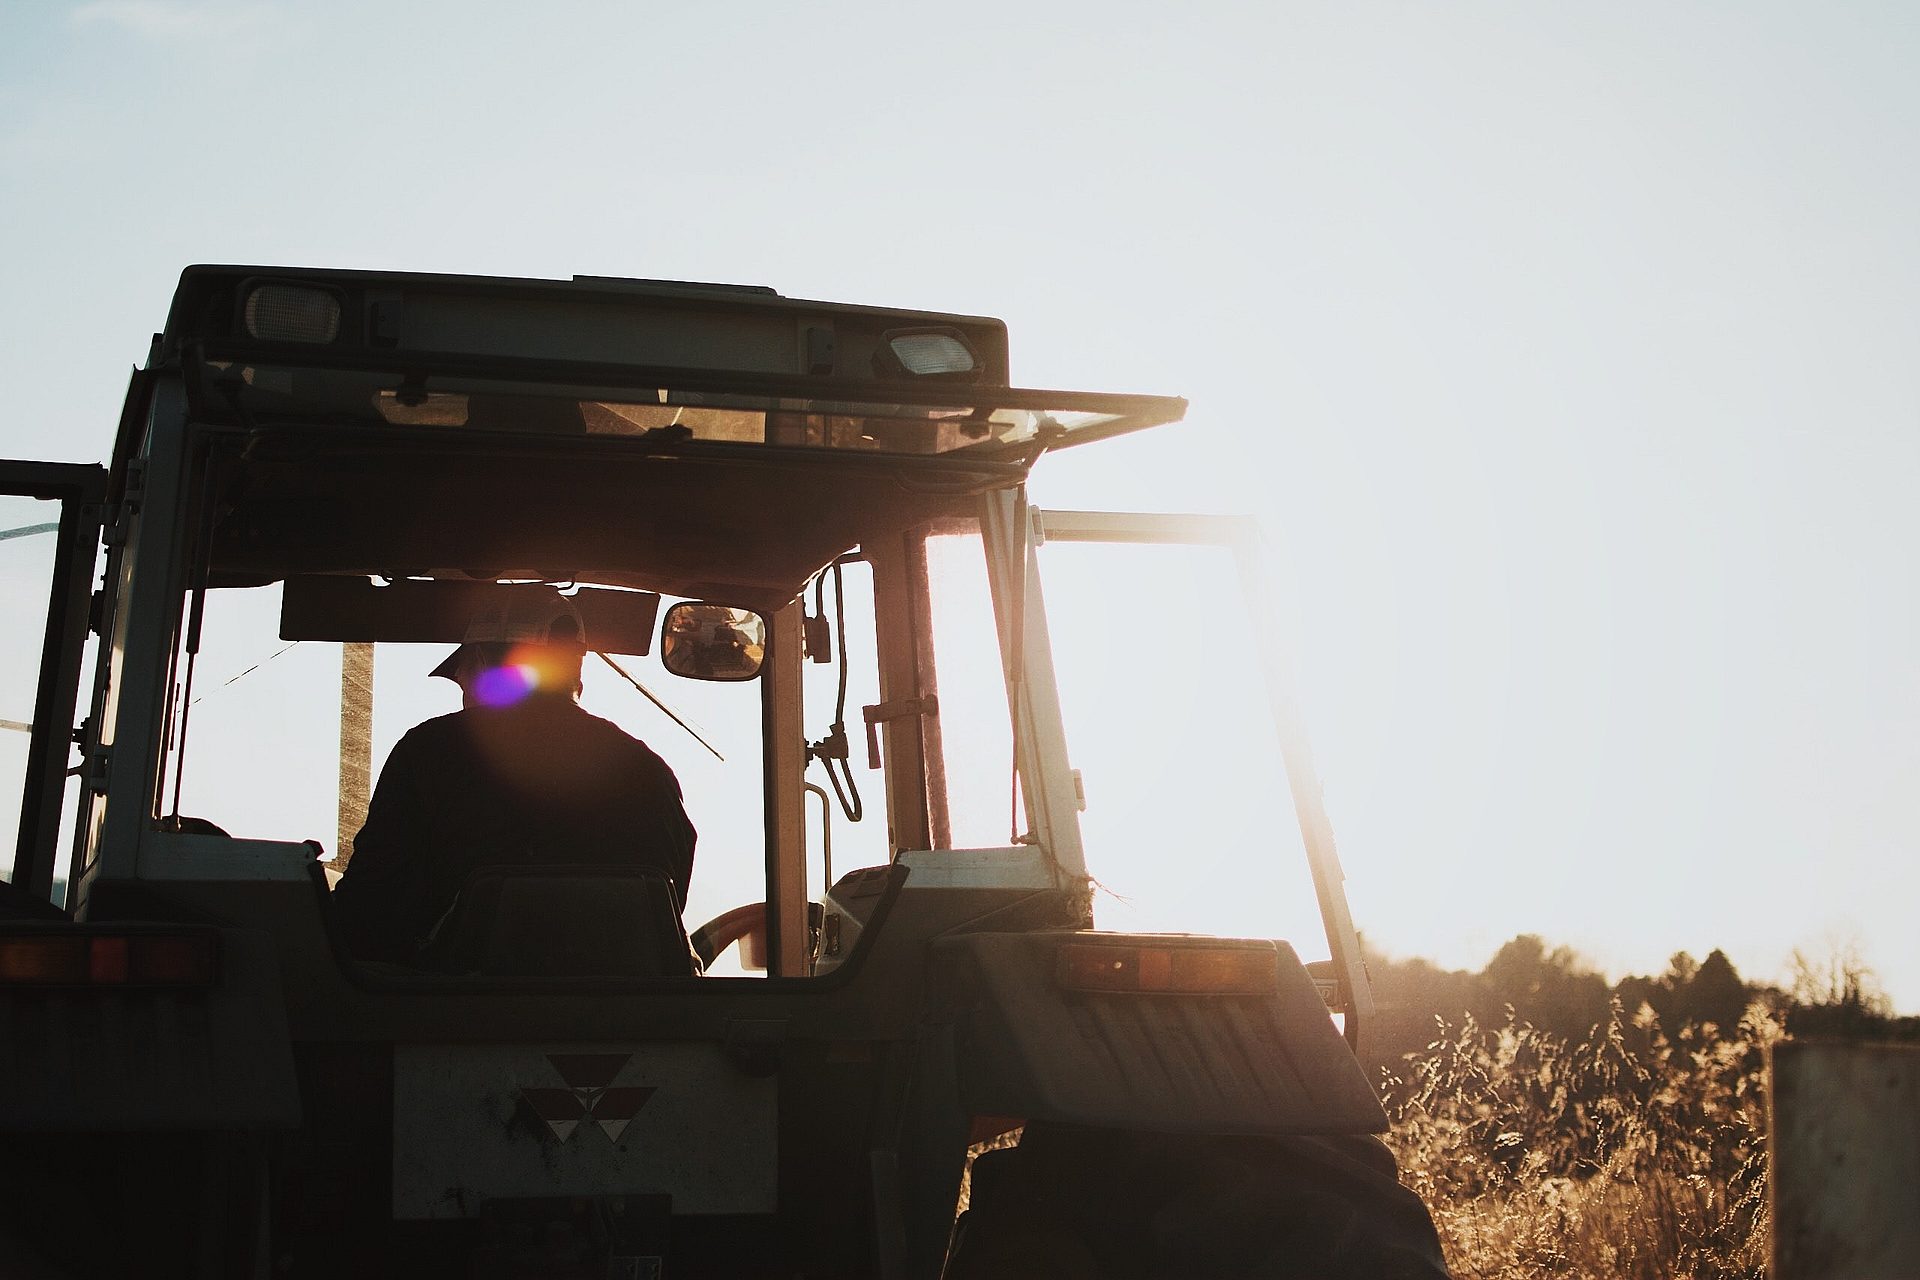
[943,1123,1450,1280]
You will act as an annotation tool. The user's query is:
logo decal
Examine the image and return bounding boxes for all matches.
[518,1053,656,1143]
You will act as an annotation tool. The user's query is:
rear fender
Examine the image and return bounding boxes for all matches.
[931,932,1387,1136]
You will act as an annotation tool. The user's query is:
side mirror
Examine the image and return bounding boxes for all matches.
[659,603,767,682]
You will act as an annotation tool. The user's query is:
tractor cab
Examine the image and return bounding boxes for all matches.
[0,267,1421,1279]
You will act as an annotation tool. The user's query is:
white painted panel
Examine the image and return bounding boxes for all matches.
[393,1042,776,1219]
[897,845,1053,889]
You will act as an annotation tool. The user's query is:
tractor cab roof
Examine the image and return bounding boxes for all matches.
[157,265,1186,611]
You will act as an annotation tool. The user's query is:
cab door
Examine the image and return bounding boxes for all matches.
[0,461,106,912]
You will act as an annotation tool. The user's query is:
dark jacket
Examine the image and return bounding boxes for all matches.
[331,699,695,961]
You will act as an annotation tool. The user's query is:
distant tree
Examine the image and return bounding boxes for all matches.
[1680,948,1749,1030]
[1611,948,1757,1032]
[1785,941,1905,1038]
[1477,935,1610,1039]
[1482,935,1552,1003]
[1611,972,1666,1025]
[1359,941,1481,1084]
[1789,942,1890,1015]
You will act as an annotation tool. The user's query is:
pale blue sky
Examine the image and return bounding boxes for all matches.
[3,1,1916,1009]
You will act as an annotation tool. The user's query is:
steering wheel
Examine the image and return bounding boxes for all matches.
[689,902,828,970]
[691,903,769,969]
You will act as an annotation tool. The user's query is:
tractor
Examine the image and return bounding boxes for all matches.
[0,266,1447,1277]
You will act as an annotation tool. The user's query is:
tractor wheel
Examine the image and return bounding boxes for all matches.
[943,1123,1449,1280]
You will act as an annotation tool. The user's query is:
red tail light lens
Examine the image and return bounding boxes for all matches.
[0,932,217,987]
[88,935,130,983]
[129,934,218,985]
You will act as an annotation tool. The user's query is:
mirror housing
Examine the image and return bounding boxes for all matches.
[659,603,767,682]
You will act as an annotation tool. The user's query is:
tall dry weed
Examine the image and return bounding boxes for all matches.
[1383,999,1780,1280]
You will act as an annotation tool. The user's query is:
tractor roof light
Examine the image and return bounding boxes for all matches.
[1054,942,1280,996]
[243,282,342,344]
[873,327,979,380]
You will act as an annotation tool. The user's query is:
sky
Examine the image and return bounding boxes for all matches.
[1,1,1917,1010]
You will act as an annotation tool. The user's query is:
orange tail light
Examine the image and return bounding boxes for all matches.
[1054,942,1279,995]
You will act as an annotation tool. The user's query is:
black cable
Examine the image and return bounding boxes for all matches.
[168,448,222,826]
[806,560,862,822]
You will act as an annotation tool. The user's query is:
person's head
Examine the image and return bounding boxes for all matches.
[430,589,587,710]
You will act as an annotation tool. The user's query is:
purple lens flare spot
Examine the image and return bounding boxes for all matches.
[474,663,537,707]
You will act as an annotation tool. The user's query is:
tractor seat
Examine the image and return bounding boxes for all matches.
[417,864,699,978]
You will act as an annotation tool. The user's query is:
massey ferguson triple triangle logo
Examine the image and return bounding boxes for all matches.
[517,1053,656,1143]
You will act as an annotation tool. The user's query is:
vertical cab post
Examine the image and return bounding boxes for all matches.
[85,377,198,894]
[978,489,1086,905]
[903,530,952,853]
[762,602,809,975]
[1225,529,1377,1051]
[865,532,933,857]
[0,460,107,906]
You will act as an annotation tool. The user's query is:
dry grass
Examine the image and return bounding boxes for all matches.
[1383,1000,1780,1280]
[955,1001,1783,1275]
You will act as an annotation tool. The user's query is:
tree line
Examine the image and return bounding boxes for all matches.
[1359,933,1917,1081]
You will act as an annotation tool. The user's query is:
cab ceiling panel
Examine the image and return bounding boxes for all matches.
[208,429,996,613]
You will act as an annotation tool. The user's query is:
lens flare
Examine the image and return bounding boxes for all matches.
[474,663,538,708]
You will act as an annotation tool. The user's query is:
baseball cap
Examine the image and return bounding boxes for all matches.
[430,588,587,680]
